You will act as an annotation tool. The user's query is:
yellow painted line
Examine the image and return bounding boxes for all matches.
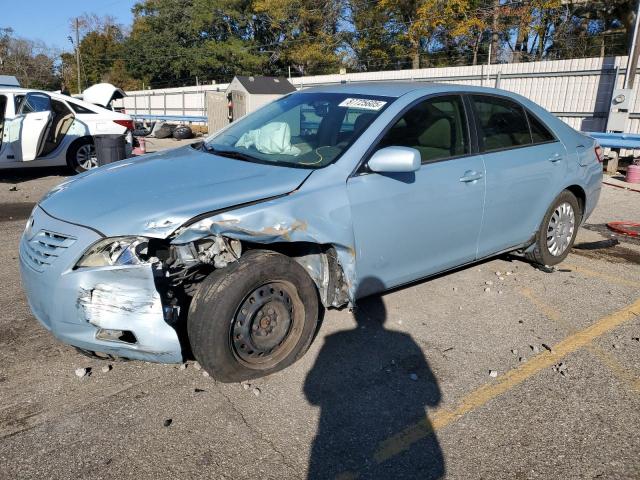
[587,345,640,394]
[564,263,640,289]
[519,287,561,322]
[374,298,640,464]
[520,284,640,396]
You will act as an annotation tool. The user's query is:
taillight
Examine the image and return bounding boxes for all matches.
[594,144,604,163]
[113,119,134,131]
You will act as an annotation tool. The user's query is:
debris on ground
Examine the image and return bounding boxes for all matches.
[484,287,491,293]
[552,363,568,376]
[530,345,540,354]
[194,388,205,393]
[489,370,498,378]
[633,337,640,342]
[511,349,518,355]
[193,362,202,371]
[202,371,210,377]
[163,419,172,427]
[485,280,493,286]
[252,387,261,396]
[178,363,187,370]
[452,287,458,292]
[241,381,251,390]
[9,185,17,191]
[409,373,418,381]
[542,344,553,353]
[613,343,620,349]
[518,357,526,363]
[75,367,90,378]
[101,364,112,373]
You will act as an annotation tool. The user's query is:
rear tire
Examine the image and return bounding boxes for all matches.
[187,250,320,383]
[526,190,581,267]
[67,137,97,173]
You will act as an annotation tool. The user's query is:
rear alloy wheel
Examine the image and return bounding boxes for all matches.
[67,138,98,173]
[187,250,320,382]
[526,190,581,266]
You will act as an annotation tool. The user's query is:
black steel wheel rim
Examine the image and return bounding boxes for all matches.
[231,282,296,365]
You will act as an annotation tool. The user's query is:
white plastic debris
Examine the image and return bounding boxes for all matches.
[484,287,491,293]
[75,367,88,378]
[530,345,540,354]
[179,363,187,370]
[485,280,493,286]
[202,371,210,377]
[252,387,261,396]
[101,365,112,373]
[489,370,498,378]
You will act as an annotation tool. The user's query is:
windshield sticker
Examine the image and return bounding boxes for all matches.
[338,98,387,111]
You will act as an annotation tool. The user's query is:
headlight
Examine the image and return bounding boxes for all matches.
[75,236,150,268]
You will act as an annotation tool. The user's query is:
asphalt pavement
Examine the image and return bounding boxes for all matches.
[0,157,638,479]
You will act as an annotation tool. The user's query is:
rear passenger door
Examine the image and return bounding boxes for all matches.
[470,94,567,258]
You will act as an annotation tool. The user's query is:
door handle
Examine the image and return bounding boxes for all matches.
[548,153,562,162]
[459,170,483,183]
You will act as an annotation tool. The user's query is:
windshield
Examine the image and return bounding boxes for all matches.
[204,92,393,169]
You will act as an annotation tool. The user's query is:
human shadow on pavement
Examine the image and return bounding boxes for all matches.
[304,277,445,480]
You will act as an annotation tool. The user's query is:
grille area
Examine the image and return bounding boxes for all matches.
[22,230,76,272]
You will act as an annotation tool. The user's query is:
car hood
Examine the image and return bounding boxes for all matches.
[39,145,313,238]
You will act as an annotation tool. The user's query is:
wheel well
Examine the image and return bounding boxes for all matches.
[243,241,349,308]
[66,136,93,157]
[565,185,586,217]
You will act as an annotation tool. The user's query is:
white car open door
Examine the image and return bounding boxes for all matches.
[8,92,53,162]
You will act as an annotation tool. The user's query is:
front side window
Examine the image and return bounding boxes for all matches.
[205,92,393,169]
[377,95,469,163]
[472,95,531,152]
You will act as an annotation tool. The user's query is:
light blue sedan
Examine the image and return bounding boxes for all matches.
[19,83,602,381]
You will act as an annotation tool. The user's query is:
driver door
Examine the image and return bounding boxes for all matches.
[7,92,53,162]
[347,94,486,297]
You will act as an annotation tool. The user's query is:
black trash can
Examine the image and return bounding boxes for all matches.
[94,134,127,167]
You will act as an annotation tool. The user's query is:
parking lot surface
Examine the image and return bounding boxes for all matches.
[1,158,639,479]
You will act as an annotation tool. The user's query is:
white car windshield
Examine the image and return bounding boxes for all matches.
[203,92,393,168]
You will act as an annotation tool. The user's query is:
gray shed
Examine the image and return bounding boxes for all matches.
[225,76,296,120]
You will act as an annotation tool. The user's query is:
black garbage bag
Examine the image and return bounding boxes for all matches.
[155,123,175,139]
[173,125,193,140]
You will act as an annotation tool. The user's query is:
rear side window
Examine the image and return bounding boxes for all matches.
[527,111,555,143]
[377,95,469,163]
[69,102,97,114]
[472,95,531,152]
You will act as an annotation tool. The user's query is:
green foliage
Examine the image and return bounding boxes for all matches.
[43,0,640,89]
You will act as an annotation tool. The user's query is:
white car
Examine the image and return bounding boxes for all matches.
[0,82,134,173]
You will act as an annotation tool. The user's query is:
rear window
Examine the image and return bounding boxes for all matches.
[472,95,531,152]
[69,102,97,114]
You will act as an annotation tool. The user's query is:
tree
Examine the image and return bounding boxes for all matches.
[252,0,345,75]
[0,28,58,89]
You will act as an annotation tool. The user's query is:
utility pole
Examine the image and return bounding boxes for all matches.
[624,0,640,90]
[75,18,81,94]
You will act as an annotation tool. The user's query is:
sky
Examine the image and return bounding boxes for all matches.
[1,0,137,51]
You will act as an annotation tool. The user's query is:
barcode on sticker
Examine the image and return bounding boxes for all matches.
[338,98,387,111]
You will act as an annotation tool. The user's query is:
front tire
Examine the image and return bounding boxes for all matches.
[67,138,98,173]
[188,250,320,383]
[526,190,581,266]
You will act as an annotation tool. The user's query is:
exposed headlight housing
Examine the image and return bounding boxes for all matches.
[75,236,150,268]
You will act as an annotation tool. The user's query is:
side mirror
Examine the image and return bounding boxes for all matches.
[368,146,421,173]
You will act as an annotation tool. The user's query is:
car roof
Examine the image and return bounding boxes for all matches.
[297,82,520,99]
